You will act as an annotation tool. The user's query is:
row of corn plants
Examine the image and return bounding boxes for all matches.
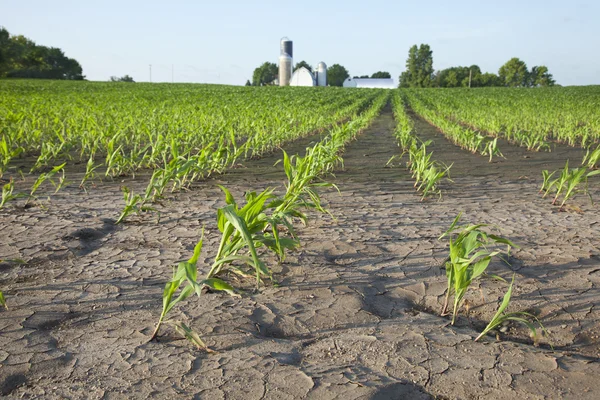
[402,89,503,162]
[150,92,389,348]
[0,82,378,179]
[407,87,600,148]
[115,91,387,223]
[388,91,452,200]
[0,82,382,212]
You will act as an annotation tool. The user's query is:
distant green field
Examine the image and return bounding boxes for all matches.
[0,80,381,180]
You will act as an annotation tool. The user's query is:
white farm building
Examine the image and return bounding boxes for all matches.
[290,67,316,86]
[343,78,396,89]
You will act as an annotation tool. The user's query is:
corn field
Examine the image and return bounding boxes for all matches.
[1,80,599,398]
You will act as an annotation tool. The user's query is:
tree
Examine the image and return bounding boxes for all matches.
[110,75,135,82]
[498,58,529,87]
[245,79,251,86]
[251,62,278,86]
[293,60,312,72]
[353,75,369,79]
[327,64,349,87]
[0,27,84,80]
[478,72,502,87]
[399,44,434,87]
[529,65,555,87]
[371,71,391,79]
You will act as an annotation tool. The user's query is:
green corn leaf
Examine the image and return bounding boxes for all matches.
[217,185,236,206]
[201,278,240,297]
[188,231,204,266]
[171,321,213,351]
[471,256,492,281]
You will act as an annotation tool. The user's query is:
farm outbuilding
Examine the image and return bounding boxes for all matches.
[290,67,316,87]
[343,78,396,89]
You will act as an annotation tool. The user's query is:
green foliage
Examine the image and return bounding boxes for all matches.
[371,71,391,79]
[389,93,452,200]
[399,44,434,88]
[475,275,548,343]
[1,179,23,209]
[150,231,237,347]
[115,186,155,224]
[529,66,555,87]
[0,289,6,309]
[293,61,312,72]
[583,144,600,170]
[149,94,389,348]
[110,75,135,83]
[0,26,84,79]
[327,64,350,87]
[541,159,600,210]
[439,213,516,325]
[498,58,529,87]
[251,62,278,86]
[403,89,504,160]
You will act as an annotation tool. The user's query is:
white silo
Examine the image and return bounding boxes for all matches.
[279,54,292,86]
[279,37,293,86]
[316,62,327,86]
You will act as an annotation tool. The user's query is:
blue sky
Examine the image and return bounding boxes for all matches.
[2,0,598,85]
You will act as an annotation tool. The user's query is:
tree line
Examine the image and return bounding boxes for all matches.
[399,44,555,88]
[248,44,556,88]
[0,27,84,80]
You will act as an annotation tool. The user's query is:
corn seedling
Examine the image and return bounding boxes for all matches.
[540,170,556,194]
[439,213,516,325]
[1,179,24,209]
[583,144,600,169]
[0,136,23,179]
[151,231,237,346]
[475,275,547,343]
[0,289,6,309]
[206,188,274,287]
[542,159,600,209]
[116,186,155,224]
[80,155,100,188]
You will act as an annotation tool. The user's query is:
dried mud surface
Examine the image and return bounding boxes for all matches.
[1,108,599,399]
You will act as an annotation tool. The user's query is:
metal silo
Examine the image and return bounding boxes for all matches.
[316,62,327,86]
[280,37,293,57]
[279,37,293,86]
[279,54,293,86]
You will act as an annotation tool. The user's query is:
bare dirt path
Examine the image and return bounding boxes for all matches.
[1,107,599,399]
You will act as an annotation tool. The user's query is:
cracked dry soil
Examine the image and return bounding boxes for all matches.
[1,107,599,399]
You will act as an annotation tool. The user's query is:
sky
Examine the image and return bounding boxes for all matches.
[2,0,598,86]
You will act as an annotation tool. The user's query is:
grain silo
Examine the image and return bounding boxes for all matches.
[316,62,327,86]
[279,37,293,86]
[280,37,293,58]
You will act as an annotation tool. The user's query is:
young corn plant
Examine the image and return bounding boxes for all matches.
[80,155,100,189]
[205,187,275,287]
[582,144,600,169]
[559,167,600,210]
[26,162,67,206]
[0,136,23,179]
[542,159,600,209]
[116,186,155,224]
[439,213,516,325]
[0,289,6,309]
[1,179,24,209]
[475,275,547,343]
[150,231,237,349]
[267,150,335,260]
[540,170,556,194]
